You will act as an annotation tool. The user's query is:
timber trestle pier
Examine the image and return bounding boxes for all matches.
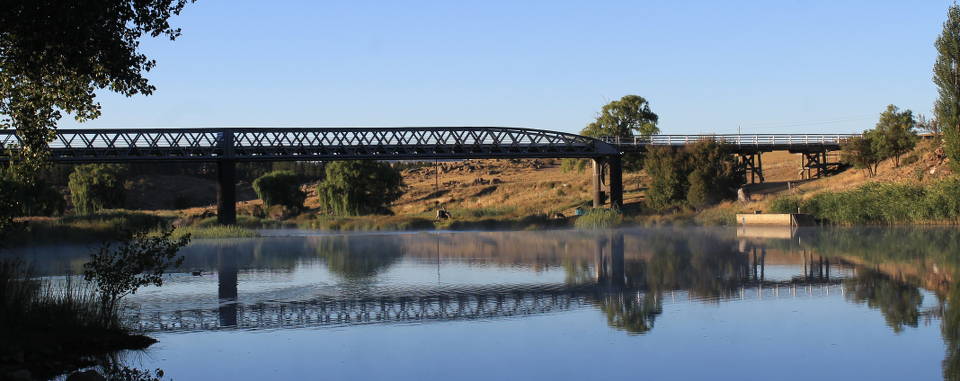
[0,127,854,224]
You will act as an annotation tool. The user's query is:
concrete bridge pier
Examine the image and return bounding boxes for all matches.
[217,160,237,225]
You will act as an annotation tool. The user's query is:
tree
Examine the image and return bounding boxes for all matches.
[873,105,917,167]
[683,139,741,209]
[841,133,883,177]
[0,1,193,243]
[580,95,660,138]
[83,227,190,320]
[252,170,306,211]
[571,95,661,172]
[0,1,192,162]
[68,164,127,215]
[643,147,689,211]
[316,161,404,215]
[934,4,960,170]
[643,140,740,211]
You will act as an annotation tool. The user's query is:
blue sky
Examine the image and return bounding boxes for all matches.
[59,0,954,135]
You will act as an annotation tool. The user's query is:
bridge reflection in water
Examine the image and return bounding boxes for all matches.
[129,230,847,333]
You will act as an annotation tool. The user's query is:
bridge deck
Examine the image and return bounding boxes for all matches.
[605,134,858,153]
[0,128,855,162]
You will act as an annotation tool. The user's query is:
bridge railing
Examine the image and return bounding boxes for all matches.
[601,134,861,147]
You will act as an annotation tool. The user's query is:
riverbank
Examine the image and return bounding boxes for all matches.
[0,262,157,379]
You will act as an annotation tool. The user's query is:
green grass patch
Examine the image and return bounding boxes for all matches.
[171,225,259,239]
[574,208,623,229]
[301,215,436,231]
[768,177,960,225]
[12,211,171,246]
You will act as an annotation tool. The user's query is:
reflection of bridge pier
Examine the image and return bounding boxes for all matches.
[802,250,830,281]
[218,246,238,327]
[595,233,625,287]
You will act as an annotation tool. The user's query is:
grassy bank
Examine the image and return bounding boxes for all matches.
[12,211,171,246]
[296,212,567,231]
[768,178,960,225]
[0,261,155,379]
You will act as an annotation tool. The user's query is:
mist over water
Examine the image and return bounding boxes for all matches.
[9,226,958,380]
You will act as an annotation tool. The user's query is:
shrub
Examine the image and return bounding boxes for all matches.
[316,161,404,216]
[83,227,190,318]
[768,196,803,214]
[644,140,740,211]
[644,146,687,211]
[574,208,623,229]
[68,164,126,215]
[841,134,882,176]
[791,178,960,224]
[252,170,306,211]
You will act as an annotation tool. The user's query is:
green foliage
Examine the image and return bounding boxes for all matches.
[0,1,192,164]
[935,4,960,170]
[873,105,917,167]
[841,133,882,176]
[776,178,960,224]
[580,95,659,138]
[316,161,404,216]
[841,105,918,174]
[643,146,688,211]
[252,170,306,211]
[643,140,741,211]
[68,164,126,215]
[683,139,741,208]
[171,225,258,239]
[83,227,190,317]
[574,208,623,229]
[768,196,803,214]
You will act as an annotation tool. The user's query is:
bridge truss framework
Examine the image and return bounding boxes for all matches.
[0,127,855,223]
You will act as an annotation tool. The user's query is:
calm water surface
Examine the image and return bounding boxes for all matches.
[9,226,960,380]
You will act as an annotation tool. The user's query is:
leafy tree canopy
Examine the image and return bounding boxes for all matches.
[316,161,404,216]
[580,95,659,138]
[872,104,917,167]
[68,164,127,215]
[0,0,192,161]
[934,4,960,169]
[252,170,307,211]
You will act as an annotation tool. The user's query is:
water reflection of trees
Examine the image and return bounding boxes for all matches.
[589,230,750,335]
[596,292,662,335]
[313,236,403,280]
[843,268,922,333]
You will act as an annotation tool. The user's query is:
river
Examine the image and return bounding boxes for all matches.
[7,226,959,380]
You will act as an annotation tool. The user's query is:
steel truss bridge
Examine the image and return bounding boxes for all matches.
[0,127,855,223]
[129,279,844,333]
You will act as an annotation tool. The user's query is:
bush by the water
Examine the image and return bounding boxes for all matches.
[574,208,623,229]
[68,164,127,215]
[644,140,741,211]
[769,178,960,224]
[316,161,404,215]
[252,170,306,211]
